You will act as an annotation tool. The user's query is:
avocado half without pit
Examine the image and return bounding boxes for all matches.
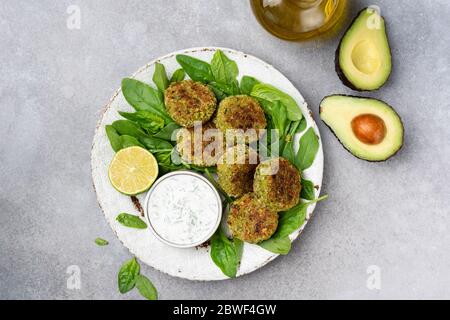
[336,8,392,91]
[320,95,404,161]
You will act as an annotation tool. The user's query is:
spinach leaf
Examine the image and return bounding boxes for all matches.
[135,275,158,300]
[118,110,165,134]
[210,50,239,84]
[210,228,243,278]
[240,76,260,95]
[116,213,147,229]
[176,54,214,83]
[273,195,328,240]
[281,120,301,163]
[139,136,173,153]
[152,62,169,92]
[297,117,307,134]
[282,142,296,166]
[208,84,228,101]
[271,101,289,137]
[300,179,315,200]
[259,120,280,160]
[154,149,173,166]
[119,135,145,149]
[170,68,185,83]
[251,83,303,121]
[208,80,240,98]
[152,123,181,141]
[95,238,109,246]
[259,236,291,255]
[121,78,171,123]
[296,127,319,171]
[112,120,147,139]
[105,125,122,152]
[118,257,140,294]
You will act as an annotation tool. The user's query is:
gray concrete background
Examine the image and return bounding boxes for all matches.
[1,0,449,300]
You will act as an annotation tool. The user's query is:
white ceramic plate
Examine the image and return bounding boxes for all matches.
[91,47,324,281]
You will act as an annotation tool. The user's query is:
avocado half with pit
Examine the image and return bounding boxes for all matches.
[320,95,403,161]
[336,8,392,91]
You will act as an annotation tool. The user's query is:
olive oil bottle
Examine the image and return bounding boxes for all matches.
[250,0,347,41]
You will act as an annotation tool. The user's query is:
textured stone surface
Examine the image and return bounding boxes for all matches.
[1,0,449,299]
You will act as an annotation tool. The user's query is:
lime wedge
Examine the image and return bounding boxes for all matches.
[108,146,158,195]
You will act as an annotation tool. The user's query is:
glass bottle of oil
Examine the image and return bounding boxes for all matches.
[250,0,347,41]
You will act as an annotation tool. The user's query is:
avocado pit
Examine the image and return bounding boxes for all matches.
[351,114,386,145]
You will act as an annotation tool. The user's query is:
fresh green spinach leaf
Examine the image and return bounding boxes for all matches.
[297,117,307,134]
[116,213,147,229]
[121,78,171,122]
[112,120,147,139]
[118,257,140,294]
[273,195,328,240]
[251,83,303,121]
[210,50,239,84]
[282,141,296,165]
[176,55,214,83]
[95,238,109,246]
[259,236,291,255]
[153,123,181,141]
[300,179,315,200]
[170,68,186,83]
[105,125,122,152]
[296,127,319,170]
[139,136,173,153]
[118,110,165,134]
[281,120,301,163]
[208,80,240,97]
[271,101,289,137]
[210,228,243,278]
[135,275,158,300]
[240,76,260,95]
[152,62,169,92]
[208,84,228,101]
[119,135,145,149]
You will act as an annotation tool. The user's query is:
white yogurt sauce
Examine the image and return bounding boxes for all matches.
[146,172,221,247]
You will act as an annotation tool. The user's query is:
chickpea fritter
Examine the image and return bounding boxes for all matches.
[253,157,301,211]
[217,145,259,198]
[227,193,278,244]
[215,95,267,144]
[165,80,217,127]
[176,122,225,167]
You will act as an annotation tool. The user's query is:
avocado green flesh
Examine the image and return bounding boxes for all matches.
[320,95,403,161]
[338,8,392,91]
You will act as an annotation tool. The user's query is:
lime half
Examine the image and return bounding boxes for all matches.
[108,146,159,195]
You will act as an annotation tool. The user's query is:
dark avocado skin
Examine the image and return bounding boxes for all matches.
[319,94,404,162]
[335,8,393,92]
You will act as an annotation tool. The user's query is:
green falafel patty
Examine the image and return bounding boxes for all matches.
[227,193,278,244]
[215,95,267,144]
[176,122,225,167]
[165,80,217,127]
[254,157,301,211]
[217,145,259,198]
